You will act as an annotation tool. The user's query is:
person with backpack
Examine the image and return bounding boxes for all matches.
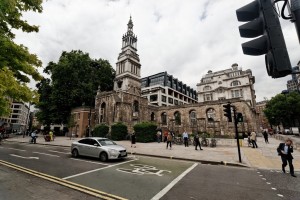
[194,133,203,150]
[277,138,296,177]
[166,132,172,150]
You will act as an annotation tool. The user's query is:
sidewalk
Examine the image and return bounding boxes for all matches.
[4,135,300,171]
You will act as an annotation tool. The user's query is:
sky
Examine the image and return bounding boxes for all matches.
[14,0,300,102]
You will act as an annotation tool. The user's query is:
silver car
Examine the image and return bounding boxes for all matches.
[71,137,127,162]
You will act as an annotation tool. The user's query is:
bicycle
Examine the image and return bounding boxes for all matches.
[210,138,217,147]
[174,137,183,145]
[201,138,209,147]
[188,138,195,146]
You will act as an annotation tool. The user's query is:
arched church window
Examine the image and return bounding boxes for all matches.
[206,108,216,120]
[151,112,155,121]
[231,80,241,86]
[161,112,167,125]
[100,102,106,123]
[174,111,181,125]
[189,110,197,127]
[133,101,139,112]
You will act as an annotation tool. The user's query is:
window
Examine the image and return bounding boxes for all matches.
[174,100,178,105]
[133,101,139,112]
[206,108,216,120]
[161,89,166,94]
[168,97,173,104]
[204,94,213,101]
[161,95,166,102]
[231,80,241,86]
[190,111,197,127]
[203,86,212,91]
[150,112,155,121]
[231,89,243,98]
[150,95,158,102]
[174,111,181,125]
[161,112,167,125]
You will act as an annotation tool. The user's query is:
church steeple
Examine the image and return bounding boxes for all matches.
[114,16,141,95]
[122,16,137,49]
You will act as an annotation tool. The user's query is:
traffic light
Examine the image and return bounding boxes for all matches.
[236,113,244,122]
[223,103,232,122]
[236,0,292,78]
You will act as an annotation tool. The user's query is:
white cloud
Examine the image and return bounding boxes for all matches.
[14,0,300,101]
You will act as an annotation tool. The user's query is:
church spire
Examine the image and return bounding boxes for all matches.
[122,16,137,49]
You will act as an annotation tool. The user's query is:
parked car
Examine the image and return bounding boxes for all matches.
[71,137,127,162]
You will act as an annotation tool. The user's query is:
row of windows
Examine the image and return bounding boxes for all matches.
[203,80,241,91]
[203,89,243,101]
[149,94,191,105]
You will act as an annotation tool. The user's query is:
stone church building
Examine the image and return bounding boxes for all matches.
[94,17,258,136]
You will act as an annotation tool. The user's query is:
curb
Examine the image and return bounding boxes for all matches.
[5,140,249,168]
[128,152,249,168]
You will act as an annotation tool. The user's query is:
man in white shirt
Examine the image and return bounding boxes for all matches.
[182,131,189,147]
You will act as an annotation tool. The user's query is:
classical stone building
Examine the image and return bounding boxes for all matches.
[93,17,258,136]
[256,100,270,130]
[197,64,256,108]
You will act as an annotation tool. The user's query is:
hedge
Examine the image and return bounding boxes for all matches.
[111,123,128,141]
[133,122,157,143]
[93,124,109,137]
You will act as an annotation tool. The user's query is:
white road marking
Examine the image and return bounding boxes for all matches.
[48,150,70,155]
[277,194,284,197]
[7,148,26,152]
[262,178,266,180]
[10,154,39,159]
[32,152,60,157]
[257,172,260,174]
[70,158,110,166]
[271,188,277,190]
[266,182,271,185]
[63,159,137,180]
[151,163,198,200]
[259,175,263,176]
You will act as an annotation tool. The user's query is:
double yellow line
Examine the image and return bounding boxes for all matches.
[0,160,127,200]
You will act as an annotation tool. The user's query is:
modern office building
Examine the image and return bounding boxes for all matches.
[141,72,198,106]
[197,63,256,108]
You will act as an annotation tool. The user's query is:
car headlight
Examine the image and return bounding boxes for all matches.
[108,149,119,155]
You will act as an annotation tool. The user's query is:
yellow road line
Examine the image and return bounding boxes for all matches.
[0,160,127,200]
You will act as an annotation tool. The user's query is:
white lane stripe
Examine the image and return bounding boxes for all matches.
[63,159,137,180]
[70,158,110,166]
[7,148,26,152]
[48,150,70,155]
[277,194,284,197]
[32,152,60,157]
[266,182,271,184]
[262,178,266,180]
[10,154,39,159]
[271,188,277,190]
[151,163,198,200]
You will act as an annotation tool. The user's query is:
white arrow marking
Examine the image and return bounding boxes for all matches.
[10,154,39,159]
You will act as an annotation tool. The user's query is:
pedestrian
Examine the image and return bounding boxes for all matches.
[31,130,37,144]
[156,130,161,143]
[277,138,296,177]
[194,133,203,150]
[183,130,189,147]
[250,131,258,148]
[263,130,269,144]
[166,132,172,150]
[163,130,168,143]
[49,130,54,141]
[131,132,136,148]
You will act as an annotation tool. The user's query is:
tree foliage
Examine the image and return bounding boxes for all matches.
[111,123,128,141]
[0,0,43,115]
[36,50,115,125]
[133,122,157,143]
[264,92,300,127]
[93,124,109,137]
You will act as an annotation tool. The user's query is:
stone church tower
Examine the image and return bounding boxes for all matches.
[114,16,141,96]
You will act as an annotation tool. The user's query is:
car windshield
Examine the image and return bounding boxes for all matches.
[97,139,116,146]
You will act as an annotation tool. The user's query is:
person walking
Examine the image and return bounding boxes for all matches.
[156,130,161,143]
[194,133,203,150]
[166,132,172,150]
[277,138,296,177]
[131,132,136,148]
[49,130,54,141]
[31,130,37,144]
[163,130,168,143]
[250,131,258,148]
[263,130,269,144]
[183,130,189,147]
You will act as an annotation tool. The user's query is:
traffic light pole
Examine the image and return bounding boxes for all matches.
[233,107,242,163]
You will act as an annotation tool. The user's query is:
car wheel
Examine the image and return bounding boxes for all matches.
[100,152,108,162]
[72,149,79,158]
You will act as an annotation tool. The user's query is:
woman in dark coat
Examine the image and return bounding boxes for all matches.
[131,132,136,148]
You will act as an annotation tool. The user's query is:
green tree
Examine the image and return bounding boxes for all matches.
[36,50,115,124]
[133,122,157,143]
[264,92,300,127]
[0,0,43,115]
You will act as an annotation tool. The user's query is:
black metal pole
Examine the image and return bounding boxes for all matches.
[233,107,242,163]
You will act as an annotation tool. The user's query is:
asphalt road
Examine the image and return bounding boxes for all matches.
[0,165,99,200]
[0,142,299,200]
